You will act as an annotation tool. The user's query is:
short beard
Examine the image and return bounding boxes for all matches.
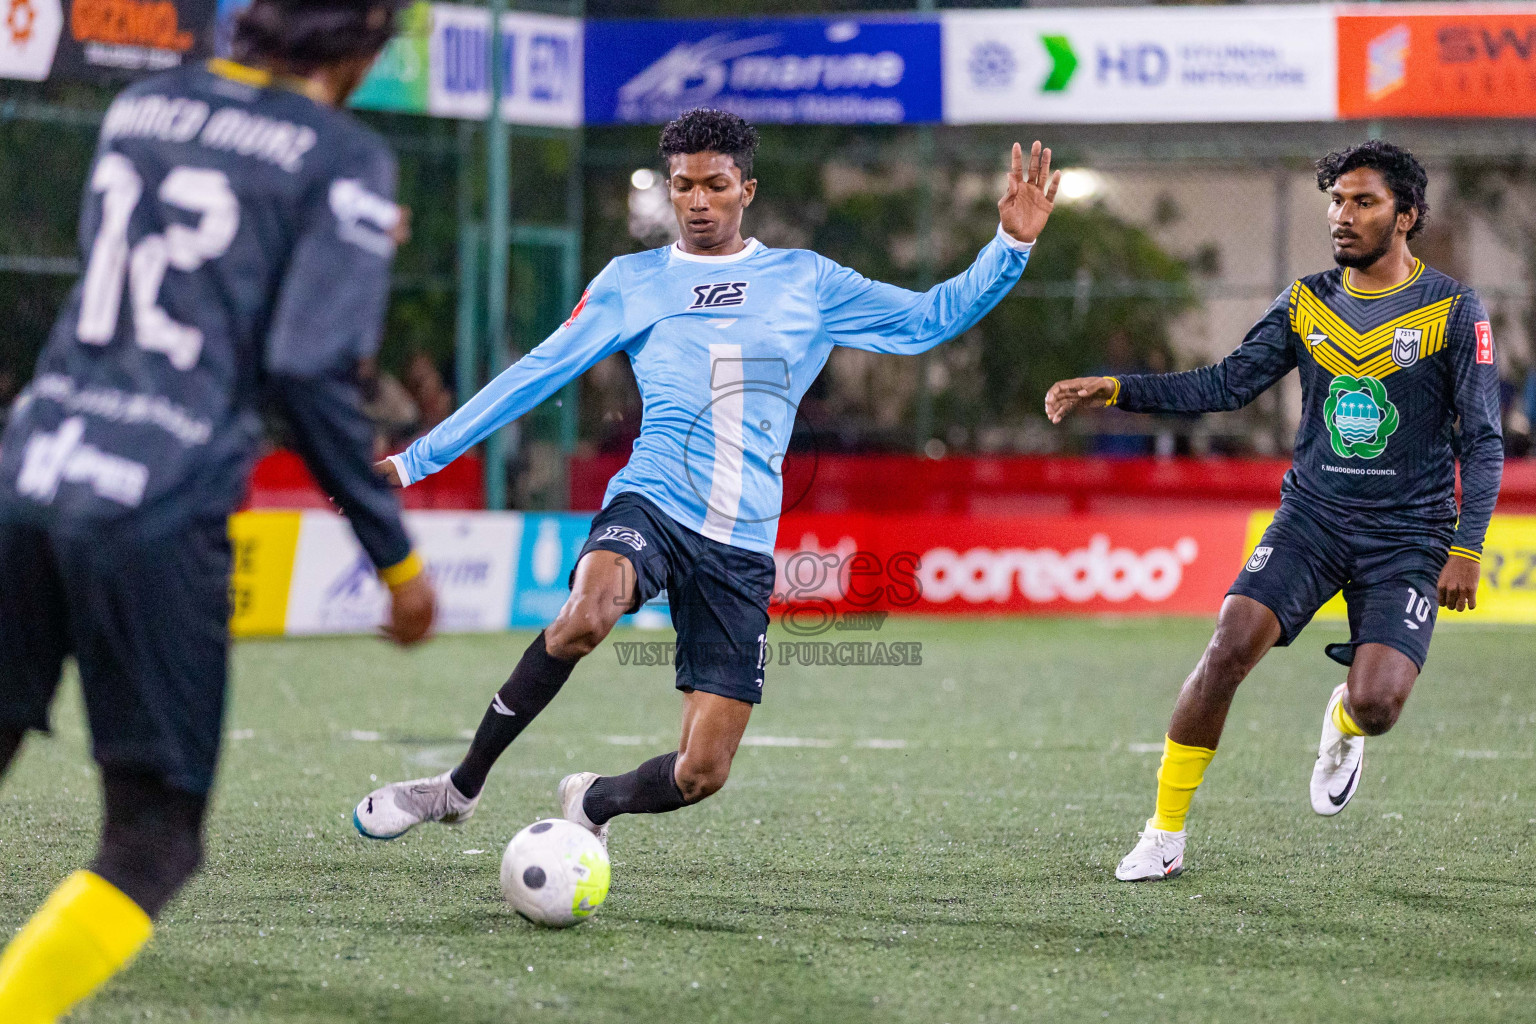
[1332,232,1393,270]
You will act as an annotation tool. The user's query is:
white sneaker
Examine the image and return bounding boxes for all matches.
[1311,682,1365,816]
[558,772,609,852]
[1115,822,1187,882]
[353,771,480,840]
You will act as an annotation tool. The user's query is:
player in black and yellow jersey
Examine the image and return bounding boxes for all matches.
[1046,140,1503,881]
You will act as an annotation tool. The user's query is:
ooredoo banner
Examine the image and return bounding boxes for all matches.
[1337,4,1536,119]
[941,5,1337,125]
[771,512,1252,617]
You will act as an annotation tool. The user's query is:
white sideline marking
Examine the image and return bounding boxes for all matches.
[741,736,835,748]
[856,738,907,749]
[346,730,381,742]
[1453,749,1532,759]
[602,735,649,746]
[1127,742,1163,754]
[228,729,255,741]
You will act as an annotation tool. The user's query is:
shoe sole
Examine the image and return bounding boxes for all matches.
[353,808,404,841]
[1117,865,1184,883]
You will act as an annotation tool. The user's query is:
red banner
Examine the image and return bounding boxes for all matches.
[1338,6,1536,119]
[770,512,1251,619]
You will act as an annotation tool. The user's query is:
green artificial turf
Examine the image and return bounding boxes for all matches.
[2,617,1532,1023]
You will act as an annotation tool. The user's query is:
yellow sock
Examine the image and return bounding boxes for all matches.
[0,871,153,1024]
[1149,735,1216,833]
[1332,697,1366,738]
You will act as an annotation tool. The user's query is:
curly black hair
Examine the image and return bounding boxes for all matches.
[232,0,403,74]
[1315,140,1429,240]
[659,109,760,180]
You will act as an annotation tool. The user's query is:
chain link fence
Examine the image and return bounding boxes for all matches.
[5,80,1536,503]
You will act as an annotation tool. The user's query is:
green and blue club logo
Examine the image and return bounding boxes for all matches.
[1324,374,1398,459]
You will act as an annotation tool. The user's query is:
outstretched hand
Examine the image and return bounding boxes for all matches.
[999,141,1062,245]
[1045,376,1117,424]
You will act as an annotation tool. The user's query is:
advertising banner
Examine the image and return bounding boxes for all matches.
[941,5,1336,124]
[1337,4,1536,119]
[272,511,521,637]
[584,15,942,125]
[3,0,214,82]
[772,512,1252,618]
[427,3,581,126]
[1244,511,1536,624]
[349,0,430,116]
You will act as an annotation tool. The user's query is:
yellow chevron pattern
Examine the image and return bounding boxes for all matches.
[1289,282,1458,381]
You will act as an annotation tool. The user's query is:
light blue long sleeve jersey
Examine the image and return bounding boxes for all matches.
[392,225,1033,554]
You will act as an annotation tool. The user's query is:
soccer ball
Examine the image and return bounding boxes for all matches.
[500,819,610,928]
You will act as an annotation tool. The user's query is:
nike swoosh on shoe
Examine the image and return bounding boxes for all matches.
[1329,762,1361,806]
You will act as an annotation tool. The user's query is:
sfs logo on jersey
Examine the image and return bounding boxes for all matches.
[688,281,748,310]
[1475,321,1495,365]
[598,525,647,552]
[1246,546,1273,573]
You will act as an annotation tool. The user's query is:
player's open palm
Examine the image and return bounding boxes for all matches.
[1045,376,1117,423]
[999,141,1062,245]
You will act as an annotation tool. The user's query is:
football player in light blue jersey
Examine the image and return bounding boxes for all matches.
[354,109,1062,849]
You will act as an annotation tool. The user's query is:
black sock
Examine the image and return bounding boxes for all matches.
[451,631,576,799]
[582,750,691,826]
[92,770,208,918]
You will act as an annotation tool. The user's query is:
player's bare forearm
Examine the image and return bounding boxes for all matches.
[375,458,403,487]
[1437,552,1481,613]
[1045,376,1117,423]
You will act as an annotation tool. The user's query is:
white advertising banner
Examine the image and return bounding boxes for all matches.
[428,4,582,127]
[0,0,64,81]
[942,5,1337,124]
[284,511,522,636]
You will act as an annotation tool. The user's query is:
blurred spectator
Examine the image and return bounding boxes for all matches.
[0,369,16,426]
[357,357,419,458]
[1087,330,1155,457]
[404,352,453,435]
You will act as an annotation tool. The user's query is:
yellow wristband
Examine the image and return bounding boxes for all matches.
[1105,377,1121,407]
[1448,546,1481,565]
[379,551,424,589]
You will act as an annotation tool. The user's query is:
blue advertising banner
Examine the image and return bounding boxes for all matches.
[584,16,941,125]
[508,512,670,630]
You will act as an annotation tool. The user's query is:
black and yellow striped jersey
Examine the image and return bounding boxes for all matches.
[1110,261,1503,560]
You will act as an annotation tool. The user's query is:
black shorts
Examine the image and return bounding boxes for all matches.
[0,518,231,794]
[575,492,776,705]
[1229,501,1450,669]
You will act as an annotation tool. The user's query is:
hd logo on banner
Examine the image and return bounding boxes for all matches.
[942,5,1336,124]
[584,15,941,125]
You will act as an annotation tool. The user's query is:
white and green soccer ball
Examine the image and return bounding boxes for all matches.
[500,819,610,928]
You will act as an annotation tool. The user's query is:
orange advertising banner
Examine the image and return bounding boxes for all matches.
[1339,4,1536,118]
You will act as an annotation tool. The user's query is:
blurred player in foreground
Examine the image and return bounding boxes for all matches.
[0,2,436,1018]
[1046,141,1502,881]
[353,109,1060,849]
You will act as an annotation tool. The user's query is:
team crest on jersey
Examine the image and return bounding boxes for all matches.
[688,282,748,310]
[598,525,647,551]
[1391,328,1422,368]
[1246,546,1273,573]
[1324,374,1399,460]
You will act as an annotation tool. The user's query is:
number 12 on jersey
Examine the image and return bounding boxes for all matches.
[77,154,240,371]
